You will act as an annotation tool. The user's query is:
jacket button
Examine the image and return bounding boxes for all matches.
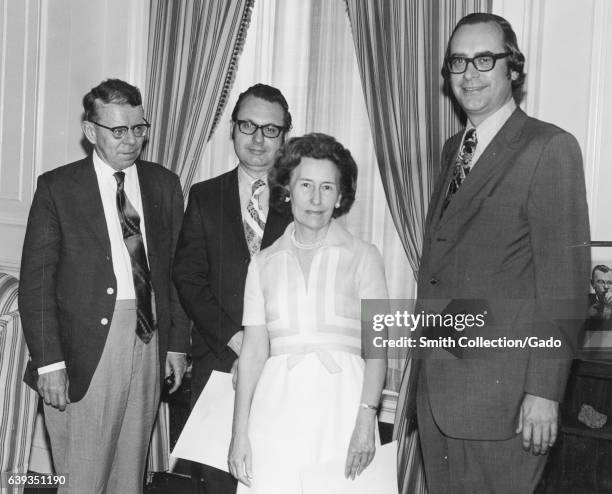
[107,287,114,295]
[429,277,439,285]
[101,318,109,325]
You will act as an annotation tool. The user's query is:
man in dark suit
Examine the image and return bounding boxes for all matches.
[413,14,590,493]
[19,79,189,493]
[173,84,292,494]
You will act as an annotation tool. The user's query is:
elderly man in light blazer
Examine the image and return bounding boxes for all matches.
[410,13,590,494]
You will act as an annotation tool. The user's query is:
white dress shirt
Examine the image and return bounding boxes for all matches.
[463,97,517,169]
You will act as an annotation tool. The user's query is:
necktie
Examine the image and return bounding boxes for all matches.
[243,179,267,257]
[114,171,155,343]
[442,128,478,213]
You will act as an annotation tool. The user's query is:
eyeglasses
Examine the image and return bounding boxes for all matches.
[595,280,612,288]
[446,52,510,74]
[235,120,285,139]
[90,118,151,139]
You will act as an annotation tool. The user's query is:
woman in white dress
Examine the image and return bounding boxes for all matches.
[228,133,388,493]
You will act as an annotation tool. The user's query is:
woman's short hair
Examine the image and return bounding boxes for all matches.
[269,133,357,218]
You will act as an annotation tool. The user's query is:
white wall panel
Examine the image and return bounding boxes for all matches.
[0,0,41,271]
[493,0,612,247]
[0,0,148,274]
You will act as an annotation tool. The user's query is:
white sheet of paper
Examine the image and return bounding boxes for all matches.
[300,440,399,494]
[170,370,234,472]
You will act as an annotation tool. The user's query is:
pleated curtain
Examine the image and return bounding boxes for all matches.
[144,0,255,192]
[344,1,491,492]
[143,0,255,473]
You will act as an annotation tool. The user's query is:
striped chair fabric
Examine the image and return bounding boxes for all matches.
[0,273,38,493]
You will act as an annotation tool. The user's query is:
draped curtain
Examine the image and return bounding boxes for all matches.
[344,1,491,492]
[143,0,255,473]
[144,0,255,192]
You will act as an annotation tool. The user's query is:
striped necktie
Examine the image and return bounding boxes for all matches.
[114,171,155,343]
[442,128,478,213]
[244,179,267,257]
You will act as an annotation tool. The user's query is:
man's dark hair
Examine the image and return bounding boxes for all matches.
[269,133,357,218]
[442,13,526,91]
[83,79,143,121]
[231,83,292,131]
[592,264,611,280]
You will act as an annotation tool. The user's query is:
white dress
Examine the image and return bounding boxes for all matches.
[238,221,388,494]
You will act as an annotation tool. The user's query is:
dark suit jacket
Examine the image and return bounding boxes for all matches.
[19,156,190,402]
[418,108,590,440]
[172,168,291,402]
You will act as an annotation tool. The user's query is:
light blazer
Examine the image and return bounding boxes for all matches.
[172,168,291,396]
[19,156,190,402]
[418,108,590,440]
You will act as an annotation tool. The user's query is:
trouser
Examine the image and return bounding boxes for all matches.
[44,300,160,494]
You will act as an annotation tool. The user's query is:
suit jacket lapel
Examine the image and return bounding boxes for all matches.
[427,132,463,233]
[434,108,528,233]
[262,208,290,249]
[72,156,112,254]
[136,161,160,261]
[223,168,251,259]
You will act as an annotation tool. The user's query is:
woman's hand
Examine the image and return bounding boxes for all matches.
[228,432,253,487]
[344,410,376,480]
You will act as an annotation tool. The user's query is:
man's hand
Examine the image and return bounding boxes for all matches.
[37,369,70,411]
[165,353,187,394]
[516,393,558,455]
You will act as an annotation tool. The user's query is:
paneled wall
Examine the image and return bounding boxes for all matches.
[0,0,148,276]
[2,1,612,272]
[494,0,612,254]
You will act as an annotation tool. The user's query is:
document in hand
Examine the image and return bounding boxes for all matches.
[300,440,399,494]
[171,370,234,472]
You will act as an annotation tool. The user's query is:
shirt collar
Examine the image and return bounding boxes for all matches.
[92,150,137,182]
[467,97,516,148]
[237,164,268,187]
[274,219,353,253]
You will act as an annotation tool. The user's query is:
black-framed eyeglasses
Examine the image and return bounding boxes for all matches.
[235,120,285,139]
[446,52,510,74]
[595,280,612,288]
[90,118,151,139]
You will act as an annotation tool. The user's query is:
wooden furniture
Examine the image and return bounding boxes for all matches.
[542,359,612,493]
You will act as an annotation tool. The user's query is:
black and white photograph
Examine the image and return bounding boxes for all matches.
[0,1,610,493]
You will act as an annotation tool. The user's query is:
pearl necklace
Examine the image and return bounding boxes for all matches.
[291,230,324,250]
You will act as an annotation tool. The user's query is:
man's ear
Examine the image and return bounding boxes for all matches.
[82,121,96,145]
[229,120,235,140]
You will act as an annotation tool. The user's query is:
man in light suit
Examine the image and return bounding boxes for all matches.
[414,14,590,493]
[19,79,189,493]
[173,84,292,494]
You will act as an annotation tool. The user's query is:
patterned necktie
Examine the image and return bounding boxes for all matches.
[243,179,267,257]
[442,128,478,213]
[114,171,155,343]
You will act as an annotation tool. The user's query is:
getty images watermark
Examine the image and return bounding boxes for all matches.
[360,299,581,357]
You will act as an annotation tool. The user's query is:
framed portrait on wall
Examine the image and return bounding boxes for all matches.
[579,242,612,360]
